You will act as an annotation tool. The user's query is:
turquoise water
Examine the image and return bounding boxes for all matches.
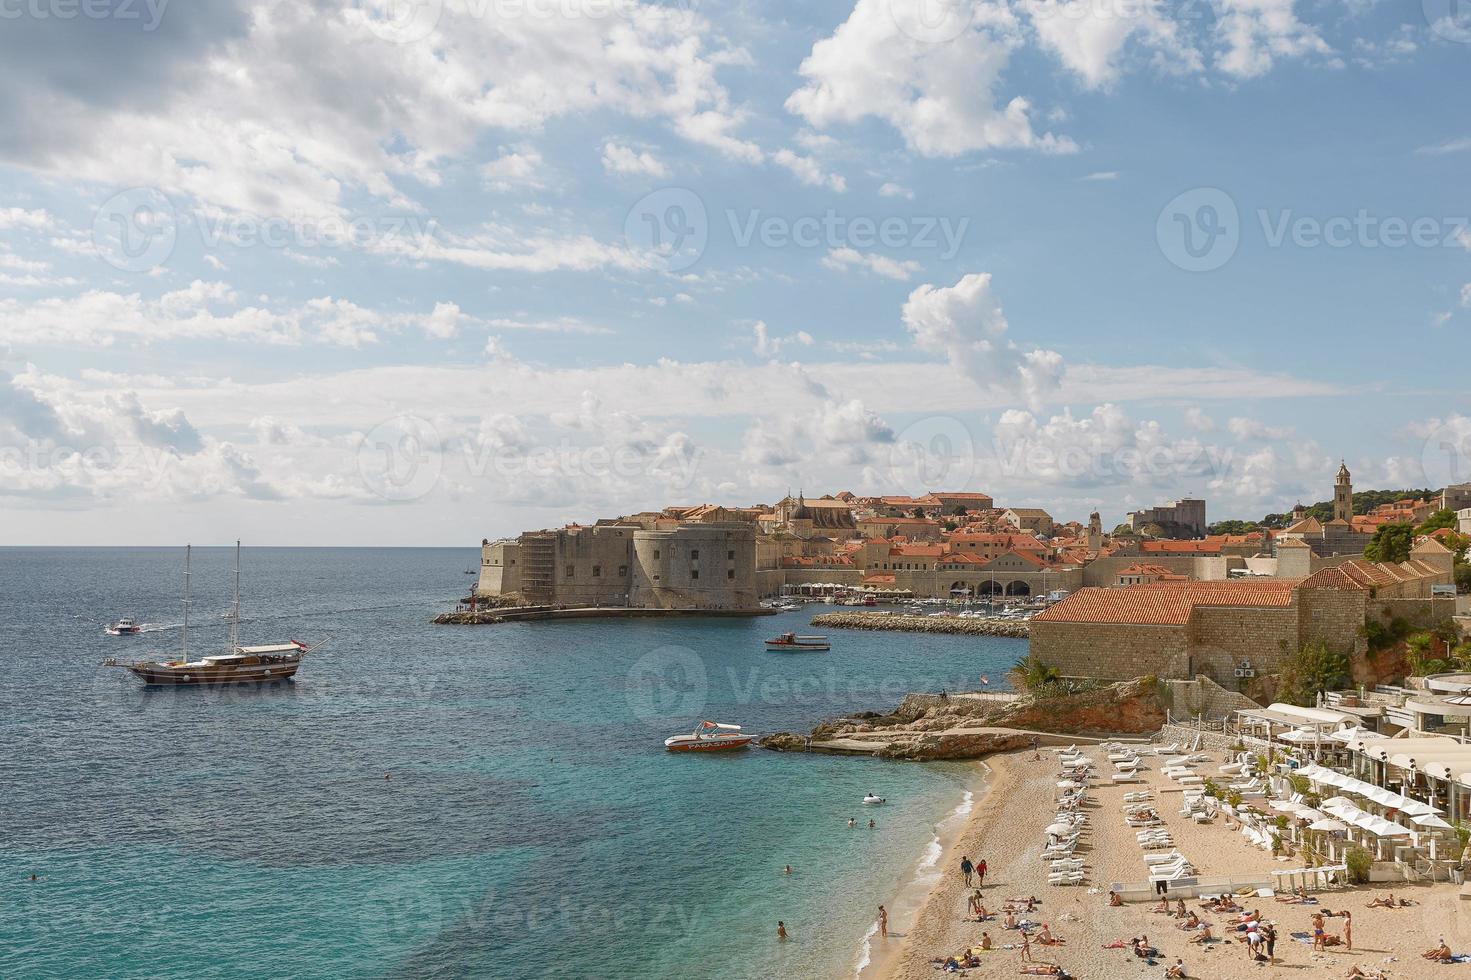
[0,548,1025,979]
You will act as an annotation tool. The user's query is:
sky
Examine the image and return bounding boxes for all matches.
[0,0,1469,545]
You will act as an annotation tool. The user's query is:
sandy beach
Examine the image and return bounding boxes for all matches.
[873,745,1471,980]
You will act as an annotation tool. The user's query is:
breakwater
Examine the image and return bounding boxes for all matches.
[434,605,777,624]
[809,612,1029,637]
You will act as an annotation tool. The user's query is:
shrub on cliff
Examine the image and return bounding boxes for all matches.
[1008,654,1060,693]
[1275,640,1351,707]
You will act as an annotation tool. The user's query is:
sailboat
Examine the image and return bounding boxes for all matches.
[103,542,322,687]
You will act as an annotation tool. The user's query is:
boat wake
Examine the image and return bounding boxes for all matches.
[139,623,182,633]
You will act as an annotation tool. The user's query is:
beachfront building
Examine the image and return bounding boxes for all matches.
[1031,557,1456,686]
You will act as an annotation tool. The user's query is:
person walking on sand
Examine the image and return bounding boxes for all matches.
[1019,929,1033,963]
[878,905,888,938]
[977,858,987,885]
[1262,923,1276,964]
[777,921,788,941]
[1342,911,1352,951]
[960,855,974,887]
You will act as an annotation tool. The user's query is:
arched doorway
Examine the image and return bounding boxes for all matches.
[1005,580,1031,596]
[977,580,1002,596]
[949,581,972,595]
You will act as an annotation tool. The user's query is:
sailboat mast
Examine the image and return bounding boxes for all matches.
[230,540,241,652]
[182,544,191,663]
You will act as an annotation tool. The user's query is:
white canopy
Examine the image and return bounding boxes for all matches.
[1321,799,1413,838]
[1296,764,1442,815]
[1309,818,1348,832]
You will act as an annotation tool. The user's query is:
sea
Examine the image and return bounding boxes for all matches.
[0,547,1028,980]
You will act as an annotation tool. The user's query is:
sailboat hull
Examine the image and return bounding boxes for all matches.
[126,658,301,686]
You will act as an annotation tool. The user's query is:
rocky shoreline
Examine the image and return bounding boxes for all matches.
[808,612,1029,637]
[759,678,1164,761]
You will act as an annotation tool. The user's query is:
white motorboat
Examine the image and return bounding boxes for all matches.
[664,721,754,753]
[863,794,886,805]
[104,617,142,636]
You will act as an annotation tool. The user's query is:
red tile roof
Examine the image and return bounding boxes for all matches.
[1034,580,1300,626]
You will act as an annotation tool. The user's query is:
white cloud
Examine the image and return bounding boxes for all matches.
[772,148,847,191]
[1417,137,1471,156]
[1460,283,1471,307]
[821,246,923,281]
[752,321,815,358]
[1024,0,1200,89]
[0,207,54,231]
[900,272,1064,406]
[482,145,550,191]
[1081,171,1119,181]
[600,141,671,178]
[1213,0,1332,79]
[1225,416,1293,441]
[878,182,914,199]
[1184,407,1216,432]
[786,0,1076,158]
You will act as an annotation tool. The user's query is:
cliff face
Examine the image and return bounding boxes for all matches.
[760,678,1168,761]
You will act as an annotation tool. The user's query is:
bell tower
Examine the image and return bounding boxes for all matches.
[1333,462,1352,523]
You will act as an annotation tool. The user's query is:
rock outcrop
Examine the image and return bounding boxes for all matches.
[762,677,1167,761]
[808,612,1029,637]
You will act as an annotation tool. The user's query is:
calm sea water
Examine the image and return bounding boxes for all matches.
[0,547,1026,980]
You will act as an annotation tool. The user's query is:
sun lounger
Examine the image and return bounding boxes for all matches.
[1142,850,1186,866]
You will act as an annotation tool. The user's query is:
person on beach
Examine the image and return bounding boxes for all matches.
[1165,959,1187,978]
[960,855,974,887]
[1109,891,1123,907]
[1004,911,1018,930]
[1312,911,1326,951]
[1186,924,1214,944]
[1019,930,1033,963]
[980,931,992,950]
[1342,910,1352,951]
[977,859,987,885]
[1174,898,1186,918]
[1262,923,1276,963]
[878,905,888,939]
[1032,735,1041,760]
[1424,939,1453,962]
[777,921,788,941]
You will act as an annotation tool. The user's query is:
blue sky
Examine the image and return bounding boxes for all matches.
[0,0,1468,545]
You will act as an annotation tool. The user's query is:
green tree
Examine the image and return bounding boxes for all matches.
[1008,654,1060,692]
[1364,523,1415,563]
[1208,520,1261,535]
[1418,509,1460,534]
[1277,639,1352,706]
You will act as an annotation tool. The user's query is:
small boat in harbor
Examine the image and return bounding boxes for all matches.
[664,721,754,753]
[104,618,142,636]
[103,542,324,687]
[765,631,830,652]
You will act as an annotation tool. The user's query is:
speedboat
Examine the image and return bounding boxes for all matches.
[863,794,886,805]
[105,618,142,636]
[764,631,830,652]
[664,721,753,753]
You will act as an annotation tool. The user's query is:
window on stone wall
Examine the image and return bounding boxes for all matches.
[653,549,660,559]
[618,565,628,577]
[565,565,574,577]
[691,569,699,580]
[691,549,699,560]
[727,569,735,579]
[592,565,601,577]
[727,550,735,560]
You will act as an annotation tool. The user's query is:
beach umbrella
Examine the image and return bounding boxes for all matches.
[1269,800,1304,813]
[1045,822,1074,835]
[1309,818,1348,832]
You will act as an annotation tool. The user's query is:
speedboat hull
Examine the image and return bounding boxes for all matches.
[765,640,829,651]
[664,734,753,752]
[123,653,302,686]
